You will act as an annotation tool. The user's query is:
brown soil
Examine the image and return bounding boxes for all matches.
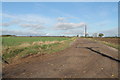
[93,38,119,45]
[2,38,119,78]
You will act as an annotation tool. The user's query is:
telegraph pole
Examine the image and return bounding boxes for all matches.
[85,24,87,37]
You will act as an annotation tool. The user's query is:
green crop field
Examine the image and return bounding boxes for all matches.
[2,37,76,63]
[2,37,71,46]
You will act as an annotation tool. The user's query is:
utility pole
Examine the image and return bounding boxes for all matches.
[84,24,87,37]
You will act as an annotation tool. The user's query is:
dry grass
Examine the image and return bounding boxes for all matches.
[32,40,65,45]
[2,37,77,63]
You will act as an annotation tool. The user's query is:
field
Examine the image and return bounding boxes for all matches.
[3,38,119,78]
[89,37,120,49]
[2,37,76,63]
[2,37,71,46]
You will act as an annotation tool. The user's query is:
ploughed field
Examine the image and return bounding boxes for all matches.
[90,37,120,50]
[92,37,119,45]
[2,37,75,63]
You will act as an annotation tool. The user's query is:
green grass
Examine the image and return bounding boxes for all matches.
[2,37,76,63]
[2,37,70,46]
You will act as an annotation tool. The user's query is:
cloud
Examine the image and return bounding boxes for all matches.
[2,29,46,36]
[97,23,107,26]
[95,21,110,27]
[20,23,45,30]
[2,13,51,24]
[55,22,86,30]
[57,17,65,22]
[2,13,86,36]
[99,27,118,37]
[2,13,16,19]
[46,33,50,36]
[1,23,10,27]
[63,29,84,35]
[56,17,79,22]
[2,13,53,28]
[1,20,20,27]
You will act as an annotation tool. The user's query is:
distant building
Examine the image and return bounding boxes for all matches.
[93,33,98,37]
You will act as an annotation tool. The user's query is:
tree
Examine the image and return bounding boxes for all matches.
[77,35,79,37]
[98,33,104,37]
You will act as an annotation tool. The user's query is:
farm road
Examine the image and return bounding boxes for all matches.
[3,38,119,78]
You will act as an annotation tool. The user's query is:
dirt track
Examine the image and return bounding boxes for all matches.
[3,38,119,78]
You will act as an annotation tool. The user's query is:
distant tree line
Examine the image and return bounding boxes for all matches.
[1,35,16,37]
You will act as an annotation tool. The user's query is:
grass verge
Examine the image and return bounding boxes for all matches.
[88,38,120,50]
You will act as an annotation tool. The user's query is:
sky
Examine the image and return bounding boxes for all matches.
[1,2,118,37]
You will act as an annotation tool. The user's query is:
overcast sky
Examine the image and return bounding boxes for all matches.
[1,2,118,36]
